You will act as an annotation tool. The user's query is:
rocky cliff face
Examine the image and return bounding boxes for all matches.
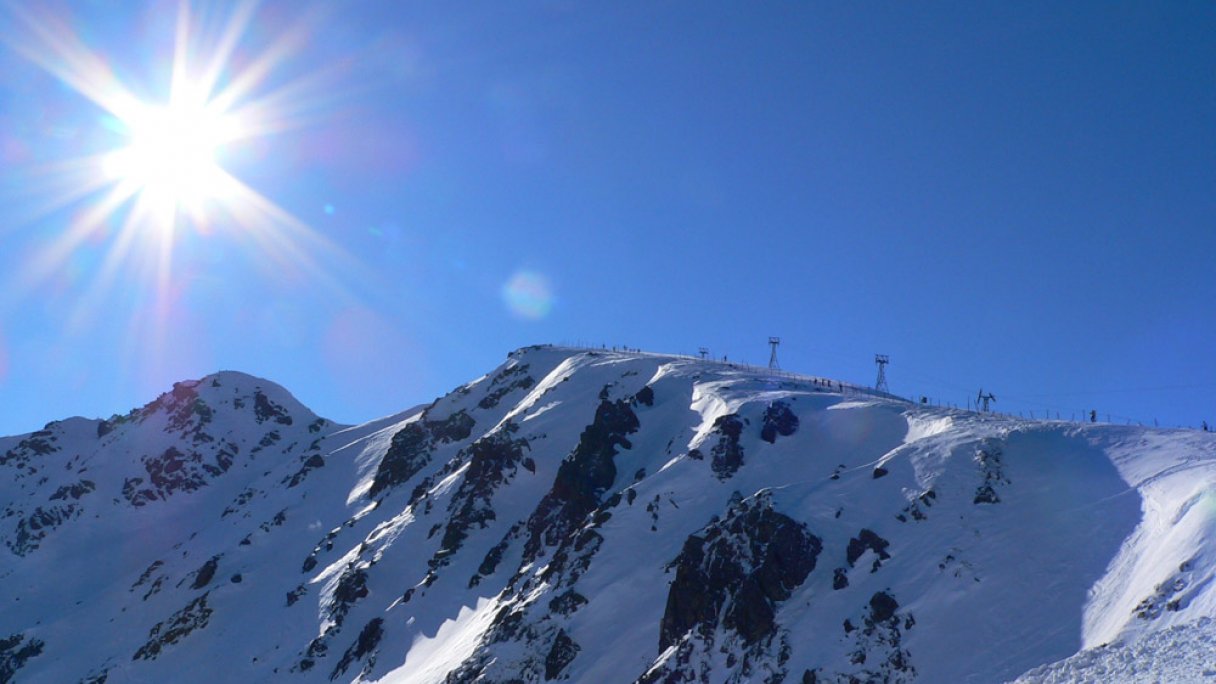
[1,346,1213,683]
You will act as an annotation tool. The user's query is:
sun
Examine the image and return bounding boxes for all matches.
[2,1,360,295]
[103,89,242,216]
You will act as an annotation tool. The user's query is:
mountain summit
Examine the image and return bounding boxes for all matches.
[2,346,1214,683]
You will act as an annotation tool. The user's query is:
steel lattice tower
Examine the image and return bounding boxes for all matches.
[874,354,889,393]
[768,337,781,370]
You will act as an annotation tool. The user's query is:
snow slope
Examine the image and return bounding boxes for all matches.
[1,346,1213,683]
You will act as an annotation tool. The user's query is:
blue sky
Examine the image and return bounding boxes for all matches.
[0,1,1213,435]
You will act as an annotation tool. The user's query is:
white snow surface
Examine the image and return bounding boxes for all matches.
[0,347,1213,683]
[1011,617,1216,682]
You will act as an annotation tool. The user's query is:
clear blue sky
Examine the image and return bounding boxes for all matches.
[1,1,1213,436]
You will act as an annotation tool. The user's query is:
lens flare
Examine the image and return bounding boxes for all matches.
[2,2,360,347]
[501,270,554,320]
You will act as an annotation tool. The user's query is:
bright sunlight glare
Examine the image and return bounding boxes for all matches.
[103,93,241,214]
[2,0,359,331]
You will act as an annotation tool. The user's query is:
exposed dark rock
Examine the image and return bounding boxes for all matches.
[126,442,238,505]
[286,454,326,488]
[9,502,83,555]
[544,629,579,680]
[708,414,746,479]
[0,632,45,682]
[258,508,287,533]
[1135,560,1197,619]
[829,590,916,683]
[548,590,589,616]
[478,363,536,410]
[1,432,60,471]
[659,493,821,651]
[222,488,259,518]
[474,525,519,583]
[833,568,849,590]
[897,489,936,522]
[435,424,530,566]
[368,410,475,497]
[253,390,293,425]
[634,385,655,407]
[49,479,95,501]
[870,591,899,623]
[846,529,891,572]
[641,496,818,683]
[760,401,799,443]
[133,593,213,660]
[330,618,383,680]
[131,561,165,592]
[286,584,308,607]
[521,397,640,562]
[329,567,369,627]
[122,477,157,507]
[973,445,1009,504]
[872,467,889,479]
[190,556,220,590]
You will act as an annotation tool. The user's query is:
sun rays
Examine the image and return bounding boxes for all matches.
[2,1,355,329]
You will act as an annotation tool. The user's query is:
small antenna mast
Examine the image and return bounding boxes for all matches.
[698,347,709,360]
[768,337,781,370]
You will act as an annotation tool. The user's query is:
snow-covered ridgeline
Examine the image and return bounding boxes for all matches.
[0,345,1213,683]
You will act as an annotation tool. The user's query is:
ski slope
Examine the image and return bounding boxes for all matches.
[1,346,1213,683]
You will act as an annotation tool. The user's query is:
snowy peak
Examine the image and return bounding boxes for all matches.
[3,345,1216,683]
[0,371,337,557]
[117,369,327,437]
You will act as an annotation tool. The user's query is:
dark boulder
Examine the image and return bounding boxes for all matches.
[760,401,799,443]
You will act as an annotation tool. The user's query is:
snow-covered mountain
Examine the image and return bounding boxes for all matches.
[2,345,1215,683]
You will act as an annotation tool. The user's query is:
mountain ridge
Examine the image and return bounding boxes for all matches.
[2,345,1214,683]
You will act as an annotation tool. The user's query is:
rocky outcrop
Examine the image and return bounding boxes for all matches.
[521,396,639,562]
[478,363,536,410]
[545,629,580,680]
[644,493,821,683]
[706,414,746,480]
[121,442,240,506]
[845,529,891,573]
[253,390,294,425]
[760,401,799,443]
[9,502,84,556]
[133,594,213,661]
[368,410,475,497]
[1135,558,1200,619]
[817,591,915,683]
[446,396,642,682]
[434,423,531,567]
[0,632,45,682]
[973,443,1009,504]
[330,618,383,681]
[0,430,60,475]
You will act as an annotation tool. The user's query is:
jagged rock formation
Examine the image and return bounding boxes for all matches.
[0,347,1212,683]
